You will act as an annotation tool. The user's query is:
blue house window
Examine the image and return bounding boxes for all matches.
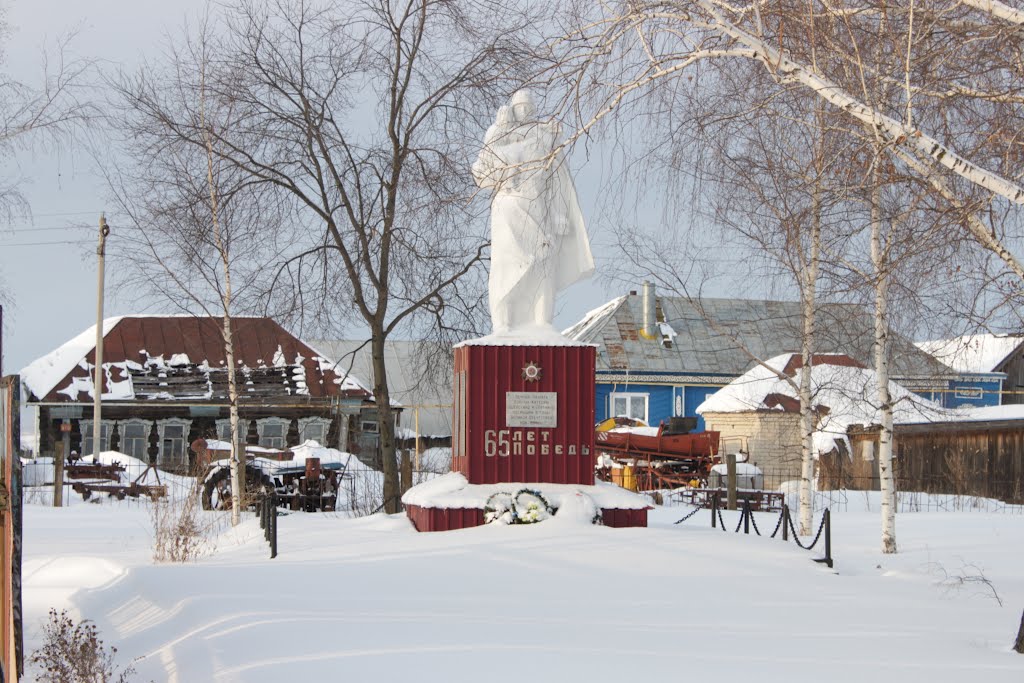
[610,392,648,423]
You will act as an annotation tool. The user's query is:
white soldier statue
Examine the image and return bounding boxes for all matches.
[472,89,594,335]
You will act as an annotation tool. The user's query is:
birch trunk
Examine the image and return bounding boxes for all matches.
[870,173,897,554]
[200,67,243,527]
[798,174,822,535]
[222,316,243,527]
[694,0,1024,206]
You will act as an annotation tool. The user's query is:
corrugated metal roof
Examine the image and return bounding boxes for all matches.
[567,294,953,380]
[24,316,371,403]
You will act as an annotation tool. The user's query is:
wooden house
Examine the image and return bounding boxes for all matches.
[917,333,1024,405]
[20,316,384,472]
[564,284,1002,432]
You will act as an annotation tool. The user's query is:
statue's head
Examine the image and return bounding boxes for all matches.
[509,89,536,122]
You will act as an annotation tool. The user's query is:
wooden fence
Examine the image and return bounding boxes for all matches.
[819,421,1024,504]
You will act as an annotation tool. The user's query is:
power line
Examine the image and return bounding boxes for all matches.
[2,224,94,233]
[20,210,105,218]
[0,239,93,246]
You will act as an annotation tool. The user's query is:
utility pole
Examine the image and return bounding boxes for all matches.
[93,215,110,459]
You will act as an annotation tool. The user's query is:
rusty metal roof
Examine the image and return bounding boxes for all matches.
[23,316,372,403]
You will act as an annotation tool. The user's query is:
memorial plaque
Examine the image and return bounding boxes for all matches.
[505,391,557,428]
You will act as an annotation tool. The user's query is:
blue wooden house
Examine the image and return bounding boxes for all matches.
[564,285,1003,431]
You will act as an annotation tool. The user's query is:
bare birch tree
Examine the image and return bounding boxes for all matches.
[106,22,291,525]
[550,0,1024,284]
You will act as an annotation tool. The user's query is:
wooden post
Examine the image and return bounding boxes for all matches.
[400,450,413,495]
[1013,609,1024,654]
[726,452,737,511]
[55,421,69,507]
[414,406,421,473]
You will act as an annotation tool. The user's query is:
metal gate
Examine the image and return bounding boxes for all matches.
[0,376,23,682]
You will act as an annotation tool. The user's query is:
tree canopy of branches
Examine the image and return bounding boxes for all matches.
[114,0,543,510]
[551,0,1024,282]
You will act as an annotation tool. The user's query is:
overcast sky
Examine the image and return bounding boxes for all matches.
[0,0,627,376]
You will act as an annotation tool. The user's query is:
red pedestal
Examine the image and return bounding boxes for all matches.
[452,344,595,485]
[404,341,647,532]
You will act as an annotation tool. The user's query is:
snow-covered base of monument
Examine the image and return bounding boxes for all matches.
[402,472,651,532]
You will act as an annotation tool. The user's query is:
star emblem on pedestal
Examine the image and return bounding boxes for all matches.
[521,361,542,382]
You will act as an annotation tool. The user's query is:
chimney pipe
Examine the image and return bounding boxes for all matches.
[641,281,657,340]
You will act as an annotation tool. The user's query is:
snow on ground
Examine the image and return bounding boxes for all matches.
[20,492,1024,682]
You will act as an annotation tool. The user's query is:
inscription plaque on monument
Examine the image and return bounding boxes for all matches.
[505,391,557,428]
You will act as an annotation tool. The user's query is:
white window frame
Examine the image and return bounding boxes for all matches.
[256,417,289,450]
[156,418,191,468]
[118,419,152,461]
[609,392,649,423]
[79,420,112,456]
[297,417,331,446]
[215,418,235,443]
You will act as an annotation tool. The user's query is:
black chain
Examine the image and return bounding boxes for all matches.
[769,508,786,538]
[748,506,762,536]
[733,509,744,533]
[371,495,403,516]
[717,505,727,530]
[673,505,703,524]
[787,508,828,550]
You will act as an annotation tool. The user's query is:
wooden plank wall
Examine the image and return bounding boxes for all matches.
[820,425,1024,504]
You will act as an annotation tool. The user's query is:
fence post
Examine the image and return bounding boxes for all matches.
[813,509,833,569]
[726,453,737,511]
[711,493,718,528]
[742,498,750,534]
[269,494,278,559]
[782,505,789,541]
[823,509,832,568]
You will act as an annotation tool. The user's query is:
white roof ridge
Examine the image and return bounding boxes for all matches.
[562,295,628,341]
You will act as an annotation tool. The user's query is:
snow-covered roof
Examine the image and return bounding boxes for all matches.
[697,353,945,455]
[916,334,1023,373]
[899,403,1024,426]
[20,316,373,403]
[21,317,125,404]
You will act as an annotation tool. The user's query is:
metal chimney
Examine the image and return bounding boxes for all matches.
[641,281,657,339]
